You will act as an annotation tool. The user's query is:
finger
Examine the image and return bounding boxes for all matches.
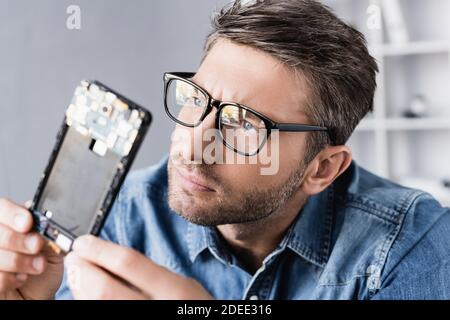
[0,249,45,275]
[0,224,44,254]
[65,253,146,300]
[72,236,179,294]
[0,198,33,233]
[0,272,28,292]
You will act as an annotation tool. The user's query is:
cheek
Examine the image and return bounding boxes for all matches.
[212,135,307,189]
[214,162,256,188]
[258,133,307,180]
[213,162,289,192]
[279,133,307,165]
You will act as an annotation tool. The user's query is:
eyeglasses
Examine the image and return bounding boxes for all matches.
[164,72,334,156]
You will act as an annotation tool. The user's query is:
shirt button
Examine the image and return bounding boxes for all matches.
[249,295,259,300]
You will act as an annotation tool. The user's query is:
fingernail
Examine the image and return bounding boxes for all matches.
[14,213,28,230]
[24,200,33,209]
[32,256,44,272]
[25,235,39,252]
[16,273,28,282]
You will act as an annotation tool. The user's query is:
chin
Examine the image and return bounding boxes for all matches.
[172,206,217,226]
[168,195,224,226]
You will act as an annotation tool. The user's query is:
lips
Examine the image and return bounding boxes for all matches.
[175,167,216,192]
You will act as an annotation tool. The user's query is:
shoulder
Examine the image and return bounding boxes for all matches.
[331,162,450,299]
[336,162,449,246]
[373,192,450,299]
[334,162,425,224]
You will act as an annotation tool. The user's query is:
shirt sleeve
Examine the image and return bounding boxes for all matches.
[371,259,450,299]
[371,201,450,300]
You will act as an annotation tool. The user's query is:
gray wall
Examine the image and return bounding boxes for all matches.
[0,0,229,202]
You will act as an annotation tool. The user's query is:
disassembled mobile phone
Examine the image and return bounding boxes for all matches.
[30,80,151,254]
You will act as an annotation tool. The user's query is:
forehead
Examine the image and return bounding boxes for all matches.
[194,39,311,123]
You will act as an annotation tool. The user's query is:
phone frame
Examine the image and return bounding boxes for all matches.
[29,80,152,251]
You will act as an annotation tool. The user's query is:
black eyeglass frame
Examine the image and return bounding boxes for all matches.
[164,72,335,156]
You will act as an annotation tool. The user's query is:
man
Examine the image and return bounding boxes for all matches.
[0,0,449,300]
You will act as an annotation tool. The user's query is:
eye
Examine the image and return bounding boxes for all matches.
[242,120,256,131]
[192,97,204,107]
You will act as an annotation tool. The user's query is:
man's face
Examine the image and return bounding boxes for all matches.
[167,39,313,226]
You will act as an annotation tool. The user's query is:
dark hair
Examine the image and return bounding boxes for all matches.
[203,0,378,162]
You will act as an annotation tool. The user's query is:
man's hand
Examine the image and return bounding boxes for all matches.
[65,235,213,300]
[0,198,64,300]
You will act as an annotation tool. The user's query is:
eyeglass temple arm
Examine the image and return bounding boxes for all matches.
[274,123,336,145]
[274,123,328,132]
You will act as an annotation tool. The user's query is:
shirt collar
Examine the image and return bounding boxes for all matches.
[187,222,231,265]
[285,185,334,268]
[186,184,335,268]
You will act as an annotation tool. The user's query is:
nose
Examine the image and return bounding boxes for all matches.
[195,110,217,162]
[173,108,218,165]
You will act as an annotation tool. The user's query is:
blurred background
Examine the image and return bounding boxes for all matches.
[323,0,450,206]
[0,0,449,206]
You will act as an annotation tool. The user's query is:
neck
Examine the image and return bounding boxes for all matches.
[217,190,308,274]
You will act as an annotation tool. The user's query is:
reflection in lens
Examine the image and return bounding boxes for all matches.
[167,79,207,125]
[220,104,267,155]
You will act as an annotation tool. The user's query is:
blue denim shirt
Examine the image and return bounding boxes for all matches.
[56,156,450,299]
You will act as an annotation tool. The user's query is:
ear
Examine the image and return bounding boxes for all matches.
[300,145,352,196]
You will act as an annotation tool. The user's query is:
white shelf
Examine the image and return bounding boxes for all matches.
[356,117,450,131]
[395,176,450,207]
[386,117,450,130]
[370,41,450,56]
